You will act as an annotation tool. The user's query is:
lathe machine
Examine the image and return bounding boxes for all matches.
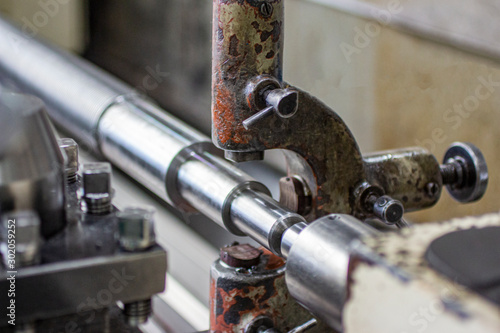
[0,1,499,332]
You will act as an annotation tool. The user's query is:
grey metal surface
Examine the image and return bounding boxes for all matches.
[0,246,166,326]
[280,222,307,259]
[285,214,377,331]
[0,92,66,238]
[79,149,213,329]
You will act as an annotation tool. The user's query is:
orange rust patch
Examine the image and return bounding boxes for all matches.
[261,248,286,270]
[213,77,249,145]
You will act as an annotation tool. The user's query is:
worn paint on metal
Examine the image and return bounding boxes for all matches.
[364,147,443,213]
[212,0,283,148]
[209,248,333,332]
[345,213,500,332]
[211,0,445,221]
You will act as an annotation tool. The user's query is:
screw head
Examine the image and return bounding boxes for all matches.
[58,138,79,178]
[260,2,273,17]
[425,182,439,198]
[82,163,111,195]
[117,207,156,251]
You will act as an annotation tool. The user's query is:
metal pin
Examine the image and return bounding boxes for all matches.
[242,105,274,129]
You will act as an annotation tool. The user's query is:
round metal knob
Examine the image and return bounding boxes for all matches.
[372,195,404,225]
[441,142,488,203]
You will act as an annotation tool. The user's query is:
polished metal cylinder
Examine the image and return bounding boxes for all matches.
[364,148,442,212]
[98,99,210,206]
[230,189,305,255]
[0,17,303,257]
[285,214,377,331]
[0,17,136,152]
[177,152,306,255]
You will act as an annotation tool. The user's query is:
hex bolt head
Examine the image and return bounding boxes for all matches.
[82,162,112,215]
[1,210,41,267]
[58,138,79,183]
[117,207,156,251]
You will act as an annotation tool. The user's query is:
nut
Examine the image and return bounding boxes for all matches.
[82,162,112,214]
[117,207,156,251]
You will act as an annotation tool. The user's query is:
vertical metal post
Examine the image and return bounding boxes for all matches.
[212,0,284,158]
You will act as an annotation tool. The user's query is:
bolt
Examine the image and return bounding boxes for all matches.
[260,2,273,17]
[220,243,262,269]
[243,88,299,129]
[440,142,488,203]
[82,162,112,215]
[117,207,156,251]
[58,138,79,183]
[440,159,463,186]
[123,299,152,326]
[1,211,41,267]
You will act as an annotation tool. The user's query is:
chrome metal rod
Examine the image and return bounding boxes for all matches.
[0,17,381,330]
[0,17,305,256]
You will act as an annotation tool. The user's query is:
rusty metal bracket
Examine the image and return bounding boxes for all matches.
[211,0,485,221]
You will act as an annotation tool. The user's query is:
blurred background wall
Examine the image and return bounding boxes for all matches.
[1,0,499,223]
